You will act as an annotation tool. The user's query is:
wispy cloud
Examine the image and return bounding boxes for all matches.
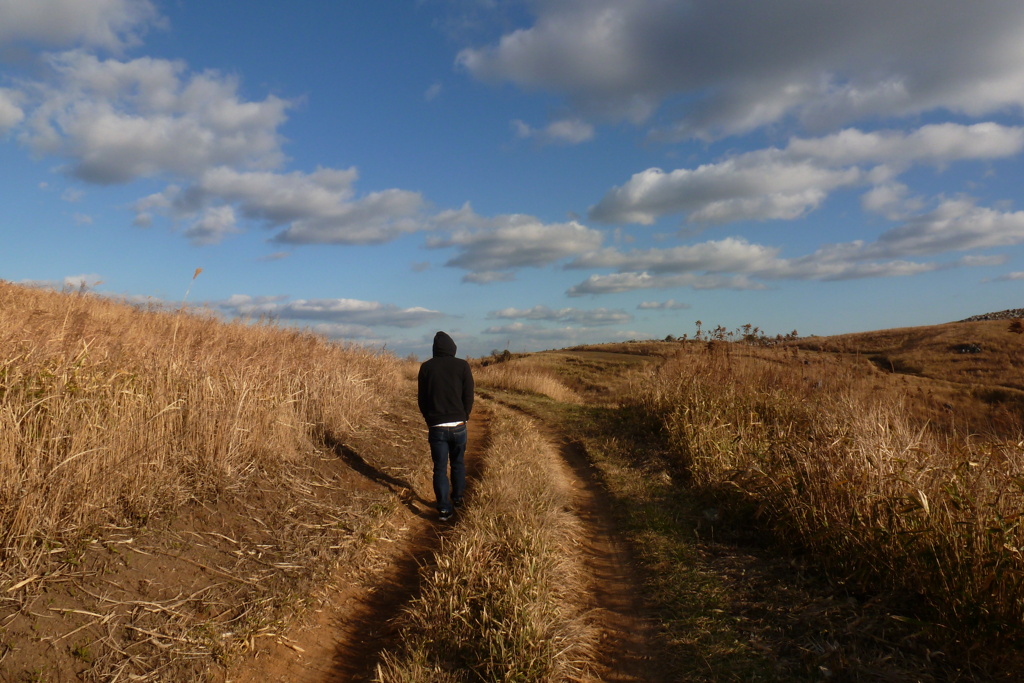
[512,117,594,145]
[216,294,444,328]
[489,305,632,325]
[638,299,690,310]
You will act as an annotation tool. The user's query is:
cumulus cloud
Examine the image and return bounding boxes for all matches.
[569,237,781,273]
[590,123,1022,226]
[133,166,426,245]
[183,205,239,246]
[459,0,1024,139]
[870,198,1024,258]
[20,52,289,184]
[489,305,632,326]
[0,0,160,51]
[427,204,604,280]
[217,294,444,328]
[512,117,594,145]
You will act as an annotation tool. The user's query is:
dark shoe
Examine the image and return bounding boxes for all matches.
[452,498,463,509]
[438,509,453,521]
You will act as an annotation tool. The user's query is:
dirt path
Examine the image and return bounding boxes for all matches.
[228,407,492,683]
[479,391,665,682]
[552,432,664,682]
[229,394,662,682]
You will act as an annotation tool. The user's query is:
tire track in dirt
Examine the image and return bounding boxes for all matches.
[479,391,667,682]
[229,406,492,683]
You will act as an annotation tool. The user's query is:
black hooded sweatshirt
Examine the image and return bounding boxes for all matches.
[417,331,474,426]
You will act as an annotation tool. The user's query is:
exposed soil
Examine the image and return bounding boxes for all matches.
[225,392,668,682]
[226,405,492,682]
[551,434,665,682]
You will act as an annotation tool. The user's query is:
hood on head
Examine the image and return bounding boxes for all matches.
[432,331,457,358]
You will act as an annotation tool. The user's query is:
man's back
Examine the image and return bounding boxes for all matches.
[417,331,474,426]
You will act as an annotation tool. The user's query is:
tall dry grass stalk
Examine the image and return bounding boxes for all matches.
[627,345,1024,637]
[377,411,596,682]
[0,282,400,575]
[475,362,580,403]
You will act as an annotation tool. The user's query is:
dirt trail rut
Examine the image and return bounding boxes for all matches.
[230,408,491,682]
[231,396,661,681]
[553,432,662,681]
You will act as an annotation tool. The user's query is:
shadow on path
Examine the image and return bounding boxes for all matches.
[324,407,491,682]
[320,429,433,519]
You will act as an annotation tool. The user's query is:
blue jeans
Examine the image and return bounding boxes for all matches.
[428,423,467,513]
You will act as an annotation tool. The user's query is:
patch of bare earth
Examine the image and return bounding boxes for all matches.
[552,434,667,682]
[226,405,492,683]
[478,391,667,682]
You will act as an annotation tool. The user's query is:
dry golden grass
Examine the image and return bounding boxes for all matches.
[474,360,580,404]
[626,343,1024,640]
[0,281,401,577]
[377,410,596,682]
[793,320,1024,435]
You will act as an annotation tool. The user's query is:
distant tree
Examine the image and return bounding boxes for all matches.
[664,334,676,342]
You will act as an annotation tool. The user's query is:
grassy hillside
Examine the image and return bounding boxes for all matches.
[4,283,1022,680]
[793,318,1024,436]
[0,281,417,679]
[481,330,1024,678]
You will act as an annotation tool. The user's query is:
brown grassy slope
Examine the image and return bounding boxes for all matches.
[0,281,420,680]
[791,318,1024,436]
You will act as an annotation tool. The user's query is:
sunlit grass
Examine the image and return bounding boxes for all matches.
[377,410,596,682]
[0,281,401,576]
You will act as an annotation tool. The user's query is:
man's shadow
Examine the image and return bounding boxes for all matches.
[319,429,433,519]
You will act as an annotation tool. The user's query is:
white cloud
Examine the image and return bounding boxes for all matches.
[183,205,238,246]
[0,89,25,133]
[590,123,1023,226]
[0,0,160,51]
[489,305,632,326]
[462,271,516,284]
[19,272,103,290]
[512,117,594,145]
[589,154,862,225]
[459,0,1024,139]
[21,52,289,184]
[568,272,764,296]
[568,193,1024,295]
[870,198,1024,258]
[787,123,1024,168]
[861,183,923,221]
[569,237,781,273]
[427,204,604,279]
[994,271,1024,281]
[134,166,426,245]
[638,299,690,310]
[217,295,444,329]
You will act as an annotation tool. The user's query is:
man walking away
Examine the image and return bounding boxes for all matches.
[418,331,474,521]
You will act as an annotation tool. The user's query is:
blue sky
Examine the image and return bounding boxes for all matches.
[2,0,1023,358]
